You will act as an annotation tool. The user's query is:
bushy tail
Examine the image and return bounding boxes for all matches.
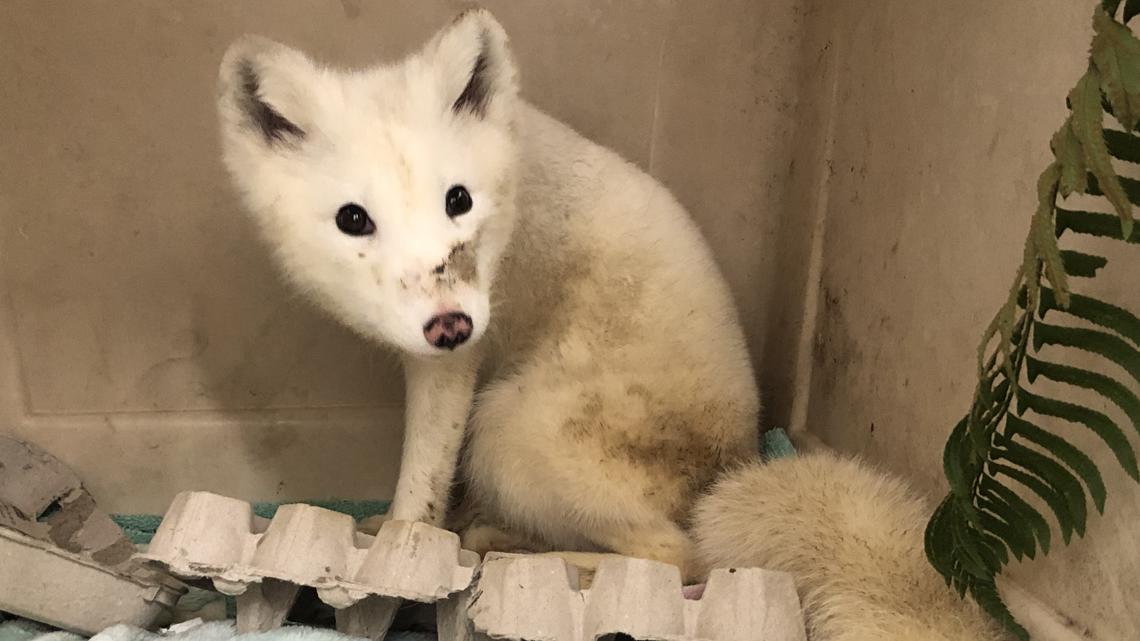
[691,451,1008,641]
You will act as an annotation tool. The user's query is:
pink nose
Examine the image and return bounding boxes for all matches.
[423,312,473,350]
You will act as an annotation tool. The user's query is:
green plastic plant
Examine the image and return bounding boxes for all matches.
[924,2,1140,638]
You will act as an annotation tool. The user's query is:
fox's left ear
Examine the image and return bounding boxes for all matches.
[426,9,518,121]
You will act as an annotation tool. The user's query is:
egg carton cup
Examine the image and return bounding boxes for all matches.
[136,491,479,639]
[445,553,808,641]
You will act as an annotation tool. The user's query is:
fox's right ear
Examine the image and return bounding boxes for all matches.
[425,9,518,122]
[217,35,318,148]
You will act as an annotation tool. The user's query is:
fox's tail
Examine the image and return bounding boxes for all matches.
[691,451,1007,641]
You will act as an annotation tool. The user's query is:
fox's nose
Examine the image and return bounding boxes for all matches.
[423,312,473,350]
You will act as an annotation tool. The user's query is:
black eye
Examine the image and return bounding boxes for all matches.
[445,185,473,218]
[335,203,375,236]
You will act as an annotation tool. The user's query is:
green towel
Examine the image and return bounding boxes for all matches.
[112,499,390,546]
[761,427,797,460]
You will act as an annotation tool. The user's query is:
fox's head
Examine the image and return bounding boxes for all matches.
[217,10,518,357]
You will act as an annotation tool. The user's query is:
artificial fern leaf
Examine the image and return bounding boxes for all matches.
[981,533,1010,567]
[1052,119,1088,196]
[1092,6,1140,131]
[998,441,1089,535]
[974,375,1010,450]
[973,533,1003,570]
[1032,164,1071,303]
[1126,0,1140,23]
[1056,207,1140,241]
[990,462,1077,543]
[1006,414,1108,511]
[1017,389,1140,481]
[1038,288,1140,346]
[1034,322,1140,383]
[1085,171,1140,207]
[1123,174,1140,200]
[1104,128,1140,161]
[971,581,1028,641]
[952,512,995,577]
[943,417,975,494]
[1071,68,1135,236]
[987,377,1013,408]
[925,498,958,579]
[980,477,1052,553]
[1059,250,1108,277]
[979,282,1025,382]
[977,500,1022,554]
[926,7,1140,635]
[978,501,1031,560]
[1026,357,1140,433]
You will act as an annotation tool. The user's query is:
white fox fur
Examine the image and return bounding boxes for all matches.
[694,453,1007,641]
[216,10,1004,640]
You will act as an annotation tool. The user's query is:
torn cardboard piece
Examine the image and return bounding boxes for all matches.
[137,491,479,639]
[0,527,185,635]
[0,436,136,568]
[0,436,186,634]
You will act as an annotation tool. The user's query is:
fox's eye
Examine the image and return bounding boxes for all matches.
[336,203,375,236]
[445,185,473,218]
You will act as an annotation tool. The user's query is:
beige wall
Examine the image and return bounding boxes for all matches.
[795,1,1138,638]
[0,1,807,512]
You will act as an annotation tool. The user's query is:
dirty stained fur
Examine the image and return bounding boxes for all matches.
[459,105,761,574]
[216,9,1002,641]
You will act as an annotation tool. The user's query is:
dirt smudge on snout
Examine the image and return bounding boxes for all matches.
[430,239,479,289]
[448,241,478,282]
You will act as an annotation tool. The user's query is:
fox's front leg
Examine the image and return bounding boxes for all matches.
[386,350,478,525]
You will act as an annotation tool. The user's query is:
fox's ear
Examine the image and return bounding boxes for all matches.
[217,35,318,148]
[426,9,518,121]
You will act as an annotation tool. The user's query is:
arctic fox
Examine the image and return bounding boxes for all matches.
[216,9,1004,641]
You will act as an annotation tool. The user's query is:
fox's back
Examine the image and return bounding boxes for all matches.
[486,103,756,400]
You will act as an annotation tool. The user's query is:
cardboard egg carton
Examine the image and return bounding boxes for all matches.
[139,491,807,641]
[136,491,479,639]
[445,553,807,641]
